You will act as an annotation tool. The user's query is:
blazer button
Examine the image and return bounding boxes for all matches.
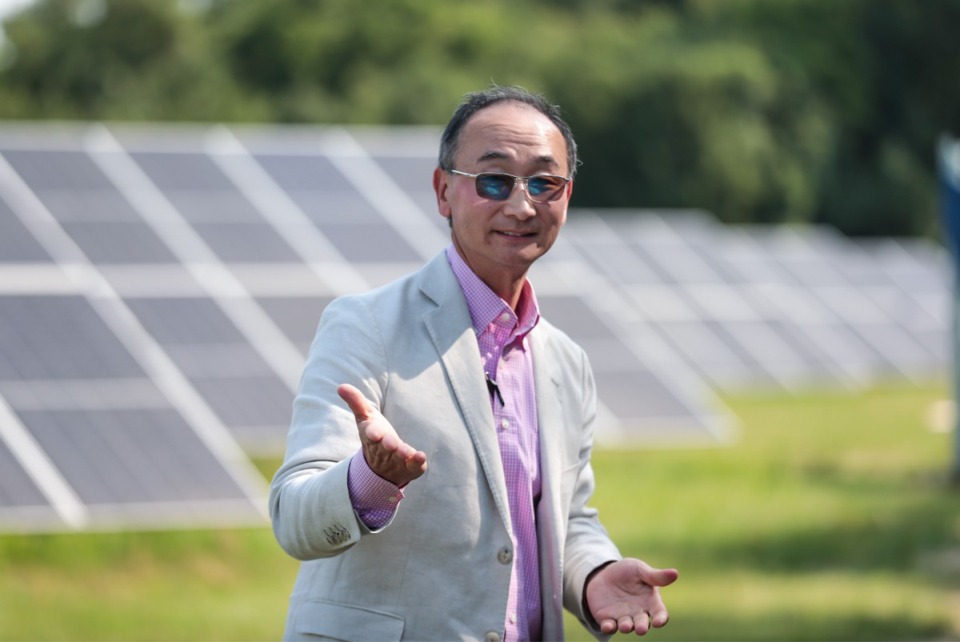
[497,547,512,565]
[484,632,501,642]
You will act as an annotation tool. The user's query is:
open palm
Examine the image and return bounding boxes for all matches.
[585,559,678,635]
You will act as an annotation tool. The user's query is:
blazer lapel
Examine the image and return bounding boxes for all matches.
[418,254,512,533]
[530,324,567,638]
[531,323,564,521]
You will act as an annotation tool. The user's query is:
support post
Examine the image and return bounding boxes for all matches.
[938,135,960,485]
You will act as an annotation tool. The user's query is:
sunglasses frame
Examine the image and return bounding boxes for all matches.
[447,169,570,203]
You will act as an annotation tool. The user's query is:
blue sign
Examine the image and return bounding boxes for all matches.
[940,135,960,270]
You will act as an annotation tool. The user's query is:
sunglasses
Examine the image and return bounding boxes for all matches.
[447,169,570,203]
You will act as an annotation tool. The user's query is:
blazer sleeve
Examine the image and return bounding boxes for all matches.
[562,348,623,633]
[269,294,390,561]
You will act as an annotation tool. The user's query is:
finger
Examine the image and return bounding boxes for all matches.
[599,619,618,635]
[337,383,375,422]
[362,421,386,444]
[405,451,428,474]
[364,430,421,465]
[633,611,651,635]
[637,561,679,587]
[368,423,399,449]
[650,607,670,629]
[618,615,634,634]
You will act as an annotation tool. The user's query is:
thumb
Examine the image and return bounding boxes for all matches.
[337,383,375,422]
[641,564,679,588]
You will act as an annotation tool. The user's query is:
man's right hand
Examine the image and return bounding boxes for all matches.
[337,383,428,487]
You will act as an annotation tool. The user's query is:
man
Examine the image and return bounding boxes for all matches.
[270,85,678,641]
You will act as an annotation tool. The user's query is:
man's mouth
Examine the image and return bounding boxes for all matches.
[498,230,535,237]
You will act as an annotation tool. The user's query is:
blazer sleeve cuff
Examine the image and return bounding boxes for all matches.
[271,457,365,560]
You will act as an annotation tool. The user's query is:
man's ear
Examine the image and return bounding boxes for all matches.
[433,167,452,219]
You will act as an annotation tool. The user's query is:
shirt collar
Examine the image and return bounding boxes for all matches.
[445,244,540,341]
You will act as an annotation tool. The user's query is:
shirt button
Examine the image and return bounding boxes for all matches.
[484,632,501,642]
[497,547,512,564]
[387,495,399,504]
[509,613,517,624]
[500,312,511,322]
[500,419,509,431]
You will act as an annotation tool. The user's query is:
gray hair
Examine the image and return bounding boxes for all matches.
[438,85,579,178]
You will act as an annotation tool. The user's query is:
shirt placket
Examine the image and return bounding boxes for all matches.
[482,316,522,641]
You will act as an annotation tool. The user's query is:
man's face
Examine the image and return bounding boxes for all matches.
[433,101,573,291]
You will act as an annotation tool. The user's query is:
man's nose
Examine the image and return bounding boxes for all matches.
[502,181,538,219]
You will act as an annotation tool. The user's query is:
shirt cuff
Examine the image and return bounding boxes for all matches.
[347,450,405,530]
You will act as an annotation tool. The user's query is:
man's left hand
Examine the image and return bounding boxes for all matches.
[585,559,678,636]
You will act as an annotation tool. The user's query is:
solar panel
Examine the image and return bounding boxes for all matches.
[0,199,50,261]
[0,134,268,532]
[0,437,49,510]
[0,121,948,533]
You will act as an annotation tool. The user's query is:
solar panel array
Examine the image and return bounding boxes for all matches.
[0,123,948,532]
[560,210,947,393]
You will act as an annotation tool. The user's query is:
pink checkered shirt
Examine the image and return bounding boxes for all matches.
[347,245,543,641]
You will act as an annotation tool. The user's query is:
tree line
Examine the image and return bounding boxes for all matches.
[1,0,958,238]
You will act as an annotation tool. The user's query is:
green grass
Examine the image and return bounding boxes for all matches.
[2,381,958,641]
[564,380,960,641]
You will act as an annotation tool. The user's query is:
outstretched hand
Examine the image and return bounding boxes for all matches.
[337,383,428,487]
[585,559,678,636]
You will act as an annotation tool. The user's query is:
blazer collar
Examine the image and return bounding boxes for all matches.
[529,322,563,492]
[418,253,512,531]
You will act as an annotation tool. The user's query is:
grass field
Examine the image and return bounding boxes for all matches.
[1,380,958,641]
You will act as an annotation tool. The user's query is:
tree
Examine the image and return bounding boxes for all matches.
[2,0,959,238]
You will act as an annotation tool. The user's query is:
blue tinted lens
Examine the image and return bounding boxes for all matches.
[476,174,513,200]
[527,177,556,197]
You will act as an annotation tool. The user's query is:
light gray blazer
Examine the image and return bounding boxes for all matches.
[270,251,621,641]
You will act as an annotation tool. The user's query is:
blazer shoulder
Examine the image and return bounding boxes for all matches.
[330,251,456,313]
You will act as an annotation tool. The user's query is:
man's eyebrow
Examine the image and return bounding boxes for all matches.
[477,151,509,162]
[477,151,560,166]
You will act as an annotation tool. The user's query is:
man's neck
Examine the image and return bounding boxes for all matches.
[488,277,527,311]
[449,244,528,311]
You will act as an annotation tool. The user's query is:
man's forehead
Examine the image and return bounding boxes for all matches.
[464,101,556,132]
[459,102,567,167]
